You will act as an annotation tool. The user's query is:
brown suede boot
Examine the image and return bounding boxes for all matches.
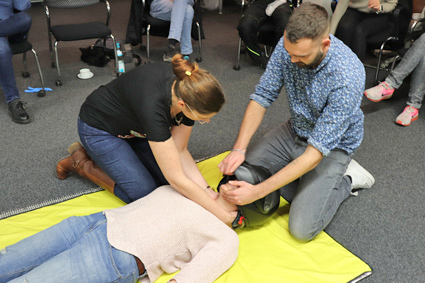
[56,142,115,194]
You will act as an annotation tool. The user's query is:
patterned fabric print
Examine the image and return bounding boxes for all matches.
[251,34,365,156]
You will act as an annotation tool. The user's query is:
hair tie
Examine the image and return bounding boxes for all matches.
[185,71,192,76]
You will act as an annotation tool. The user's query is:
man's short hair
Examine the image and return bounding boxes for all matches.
[285,3,330,43]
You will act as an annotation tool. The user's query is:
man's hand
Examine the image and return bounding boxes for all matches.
[218,150,245,175]
[221,180,259,206]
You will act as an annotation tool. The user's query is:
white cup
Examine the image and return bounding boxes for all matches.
[78,68,93,79]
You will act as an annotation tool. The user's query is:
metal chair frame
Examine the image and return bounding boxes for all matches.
[44,0,118,86]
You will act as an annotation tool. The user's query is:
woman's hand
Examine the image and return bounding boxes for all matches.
[368,0,381,11]
[218,150,246,175]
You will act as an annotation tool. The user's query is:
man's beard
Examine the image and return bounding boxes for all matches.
[296,50,324,69]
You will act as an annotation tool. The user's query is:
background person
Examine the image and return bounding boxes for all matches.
[237,0,294,69]
[219,3,375,242]
[150,0,195,61]
[364,33,425,126]
[0,0,32,124]
[56,55,235,225]
[334,0,398,61]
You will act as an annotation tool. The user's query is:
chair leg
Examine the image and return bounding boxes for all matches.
[109,34,119,76]
[48,31,55,68]
[147,25,151,63]
[30,48,46,97]
[233,38,242,70]
[195,22,202,62]
[22,52,30,78]
[54,41,62,86]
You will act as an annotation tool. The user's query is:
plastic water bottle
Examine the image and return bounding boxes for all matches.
[116,43,125,74]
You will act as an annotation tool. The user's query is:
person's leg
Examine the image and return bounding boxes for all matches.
[406,54,425,109]
[288,147,352,241]
[245,120,352,241]
[168,0,194,55]
[0,213,104,282]
[335,8,362,51]
[237,0,271,64]
[386,33,425,91]
[78,119,160,203]
[270,2,292,43]
[5,214,138,283]
[351,13,390,61]
[0,12,32,124]
[0,38,19,104]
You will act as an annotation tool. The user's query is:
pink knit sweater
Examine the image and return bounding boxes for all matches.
[105,185,239,283]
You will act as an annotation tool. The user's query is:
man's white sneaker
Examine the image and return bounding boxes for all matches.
[344,159,375,190]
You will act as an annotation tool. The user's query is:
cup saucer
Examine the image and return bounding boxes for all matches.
[77,72,94,80]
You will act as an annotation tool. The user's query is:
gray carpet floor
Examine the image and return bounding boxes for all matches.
[1,0,424,282]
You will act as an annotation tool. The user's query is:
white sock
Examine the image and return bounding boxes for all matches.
[265,0,287,16]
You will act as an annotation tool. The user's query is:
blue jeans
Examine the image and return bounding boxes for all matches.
[245,120,352,241]
[0,213,140,283]
[386,33,425,110]
[0,12,32,103]
[78,118,168,203]
[150,0,194,55]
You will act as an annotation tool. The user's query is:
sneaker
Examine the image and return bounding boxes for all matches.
[344,159,375,190]
[364,81,395,102]
[395,106,419,126]
[8,99,31,124]
[163,44,178,62]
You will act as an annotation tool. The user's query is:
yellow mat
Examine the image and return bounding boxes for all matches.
[0,152,372,283]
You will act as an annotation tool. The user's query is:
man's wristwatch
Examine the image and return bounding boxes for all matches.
[376,4,383,14]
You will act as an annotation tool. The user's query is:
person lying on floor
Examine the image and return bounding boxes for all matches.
[0,185,239,283]
[0,163,281,283]
[56,54,236,226]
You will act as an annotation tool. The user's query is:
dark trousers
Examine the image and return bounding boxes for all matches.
[237,0,292,62]
[336,8,391,61]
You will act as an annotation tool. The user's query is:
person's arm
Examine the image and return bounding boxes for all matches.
[218,100,266,175]
[222,144,323,205]
[149,138,235,225]
[330,0,349,34]
[170,124,216,198]
[12,0,31,12]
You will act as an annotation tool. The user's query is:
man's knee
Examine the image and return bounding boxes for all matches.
[288,218,321,242]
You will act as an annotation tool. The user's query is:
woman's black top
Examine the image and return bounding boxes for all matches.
[79,63,194,142]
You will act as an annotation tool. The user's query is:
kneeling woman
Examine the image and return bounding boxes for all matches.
[56,55,233,224]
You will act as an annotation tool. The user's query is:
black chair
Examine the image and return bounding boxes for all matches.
[43,0,119,86]
[364,0,413,83]
[10,39,46,97]
[126,0,205,62]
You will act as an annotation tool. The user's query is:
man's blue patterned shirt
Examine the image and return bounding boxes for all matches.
[250,34,365,156]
